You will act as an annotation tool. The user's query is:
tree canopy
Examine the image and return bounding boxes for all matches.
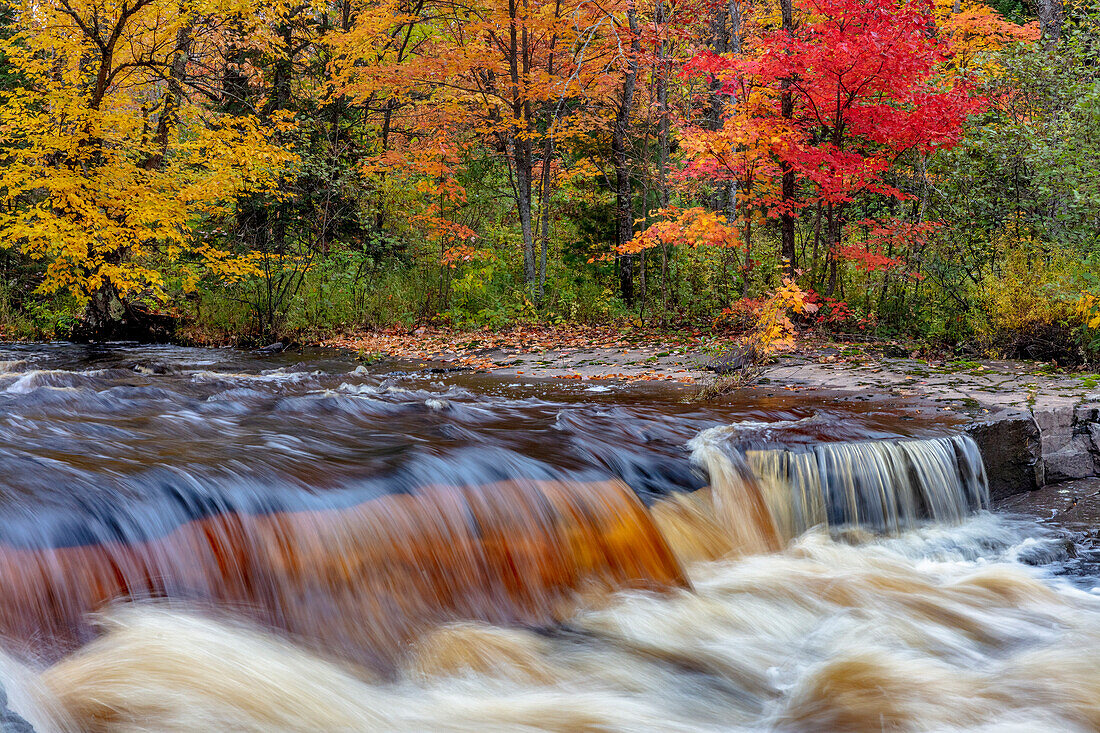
[0,0,1094,362]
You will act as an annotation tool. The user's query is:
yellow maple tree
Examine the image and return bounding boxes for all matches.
[0,0,294,334]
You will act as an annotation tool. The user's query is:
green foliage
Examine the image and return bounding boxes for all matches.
[0,0,1097,370]
[0,285,81,340]
[986,0,1031,24]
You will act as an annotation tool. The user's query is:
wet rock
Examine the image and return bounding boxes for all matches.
[1015,536,1077,566]
[0,686,36,733]
[703,342,760,375]
[1088,423,1100,451]
[1076,403,1100,424]
[966,410,1043,501]
[1044,436,1099,482]
[1035,405,1075,453]
[256,341,286,354]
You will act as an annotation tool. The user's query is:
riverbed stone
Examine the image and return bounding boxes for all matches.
[1035,405,1076,453]
[966,409,1043,500]
[1044,435,1099,482]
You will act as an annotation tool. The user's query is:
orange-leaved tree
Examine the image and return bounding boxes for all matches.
[935,0,1040,74]
[332,0,647,299]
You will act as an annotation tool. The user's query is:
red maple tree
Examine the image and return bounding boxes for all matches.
[684,0,983,291]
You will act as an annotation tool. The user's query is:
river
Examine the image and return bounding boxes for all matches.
[0,343,1096,732]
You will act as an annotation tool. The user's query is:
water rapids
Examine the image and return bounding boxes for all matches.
[0,344,1095,732]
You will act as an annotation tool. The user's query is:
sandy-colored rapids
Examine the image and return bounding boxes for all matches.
[1,427,1097,732]
[3,516,1097,733]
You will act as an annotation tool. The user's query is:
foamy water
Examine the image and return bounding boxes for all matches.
[3,515,1096,732]
[0,344,1092,732]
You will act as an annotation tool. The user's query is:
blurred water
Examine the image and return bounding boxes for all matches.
[0,343,1095,732]
[0,342,940,537]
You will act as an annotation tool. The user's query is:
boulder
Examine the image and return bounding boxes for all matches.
[1089,422,1100,451]
[966,409,1043,501]
[1034,405,1075,453]
[1076,403,1100,424]
[1044,435,1098,482]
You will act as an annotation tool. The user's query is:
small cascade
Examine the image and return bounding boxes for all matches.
[744,434,989,539]
[653,431,989,561]
[687,428,783,556]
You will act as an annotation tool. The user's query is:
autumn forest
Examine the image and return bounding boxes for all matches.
[0,0,1094,356]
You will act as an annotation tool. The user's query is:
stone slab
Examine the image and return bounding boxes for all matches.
[966,410,1043,500]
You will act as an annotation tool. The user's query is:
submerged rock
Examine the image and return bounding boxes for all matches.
[0,686,35,733]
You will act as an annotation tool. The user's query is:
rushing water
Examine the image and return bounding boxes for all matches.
[0,343,1097,732]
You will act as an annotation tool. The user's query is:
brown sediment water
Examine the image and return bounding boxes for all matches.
[0,479,685,672]
[20,522,1100,733]
[0,344,1095,732]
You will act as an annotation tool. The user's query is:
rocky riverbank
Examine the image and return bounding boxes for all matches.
[765,351,1100,500]
[322,328,1100,502]
[322,325,710,384]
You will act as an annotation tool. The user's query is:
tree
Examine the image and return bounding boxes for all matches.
[1037,0,1063,46]
[690,0,981,295]
[934,4,1100,254]
[0,0,292,337]
[613,1,642,305]
[935,0,1039,73]
[333,0,617,298]
[778,0,796,277]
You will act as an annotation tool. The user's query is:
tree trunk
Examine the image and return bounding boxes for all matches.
[614,2,641,306]
[779,0,797,278]
[73,278,175,342]
[536,0,561,302]
[512,132,538,288]
[656,0,671,320]
[376,101,395,235]
[537,137,553,300]
[824,203,844,298]
[78,281,125,339]
[221,29,252,116]
[707,0,742,215]
[142,20,191,171]
[506,0,538,290]
[725,0,742,228]
[810,201,822,287]
[742,217,753,295]
[1038,0,1063,47]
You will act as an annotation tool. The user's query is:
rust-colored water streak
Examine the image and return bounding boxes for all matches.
[0,479,685,672]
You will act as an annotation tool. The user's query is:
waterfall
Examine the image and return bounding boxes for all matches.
[689,430,989,546]
[0,480,685,674]
[0,423,990,682]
